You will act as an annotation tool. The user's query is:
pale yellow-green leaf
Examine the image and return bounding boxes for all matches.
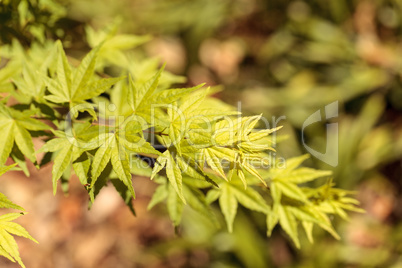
[130,157,153,177]
[219,184,237,233]
[0,193,24,211]
[151,155,167,180]
[183,185,216,225]
[147,184,168,210]
[202,146,237,180]
[167,185,184,226]
[0,164,18,177]
[73,76,124,101]
[129,66,164,112]
[43,94,68,104]
[270,181,282,203]
[281,154,310,171]
[240,159,266,187]
[0,123,14,165]
[90,145,112,187]
[153,83,204,105]
[71,45,101,97]
[237,168,247,188]
[0,229,24,268]
[14,124,36,163]
[302,221,314,243]
[0,213,38,268]
[205,189,220,204]
[0,221,38,243]
[0,245,14,263]
[176,157,205,181]
[317,222,340,240]
[179,87,209,115]
[56,40,72,99]
[266,205,279,236]
[248,126,283,141]
[278,205,300,248]
[204,148,227,179]
[72,155,90,185]
[274,181,308,203]
[37,138,68,153]
[52,144,73,195]
[120,136,162,156]
[165,151,185,204]
[110,142,135,198]
[277,168,332,184]
[230,183,269,214]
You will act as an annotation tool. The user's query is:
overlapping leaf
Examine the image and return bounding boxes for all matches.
[264,155,363,248]
[89,123,162,200]
[12,43,58,102]
[181,115,279,187]
[212,177,270,233]
[0,193,24,211]
[265,154,332,203]
[86,23,152,68]
[0,164,18,177]
[38,125,100,194]
[0,213,38,268]
[0,103,50,165]
[151,150,185,203]
[127,66,204,128]
[43,40,124,118]
[147,176,216,227]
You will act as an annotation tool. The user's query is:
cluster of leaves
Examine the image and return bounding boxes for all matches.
[0,0,66,44]
[54,0,402,266]
[0,23,363,266]
[0,165,38,268]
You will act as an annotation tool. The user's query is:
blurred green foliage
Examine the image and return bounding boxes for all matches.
[90,0,400,267]
[0,0,66,44]
[2,0,402,267]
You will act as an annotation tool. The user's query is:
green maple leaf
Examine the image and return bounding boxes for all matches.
[38,124,101,194]
[96,80,132,118]
[166,184,184,226]
[0,164,18,177]
[147,177,217,227]
[0,164,37,267]
[0,103,50,165]
[266,201,341,248]
[128,66,165,115]
[89,125,162,200]
[43,40,124,118]
[147,184,168,211]
[127,66,203,128]
[0,192,24,211]
[178,113,279,188]
[264,155,363,248]
[151,150,185,204]
[161,88,213,152]
[211,176,270,233]
[200,146,238,180]
[146,175,184,226]
[86,23,152,68]
[12,43,58,103]
[305,180,365,220]
[164,88,241,150]
[266,155,332,203]
[0,213,38,268]
[0,164,24,211]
